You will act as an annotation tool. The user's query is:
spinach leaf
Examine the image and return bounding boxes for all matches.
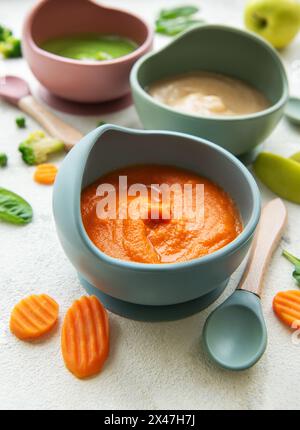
[0,187,33,225]
[156,4,204,36]
[283,250,300,286]
[155,17,205,36]
[159,5,199,20]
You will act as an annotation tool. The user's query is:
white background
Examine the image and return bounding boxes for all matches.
[1,0,300,410]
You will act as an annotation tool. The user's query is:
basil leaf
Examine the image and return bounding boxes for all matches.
[159,6,199,20]
[155,18,205,36]
[0,187,33,225]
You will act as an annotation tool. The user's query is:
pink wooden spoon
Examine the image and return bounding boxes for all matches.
[0,76,83,150]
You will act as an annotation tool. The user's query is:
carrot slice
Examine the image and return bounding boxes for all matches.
[61,296,109,379]
[10,294,59,340]
[273,290,300,329]
[34,163,58,185]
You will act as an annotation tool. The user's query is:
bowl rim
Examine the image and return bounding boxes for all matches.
[23,0,153,66]
[76,125,261,272]
[130,24,289,122]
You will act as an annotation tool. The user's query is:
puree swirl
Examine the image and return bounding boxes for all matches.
[148,71,269,117]
[81,165,242,264]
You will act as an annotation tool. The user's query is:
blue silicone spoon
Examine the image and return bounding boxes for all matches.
[203,198,287,371]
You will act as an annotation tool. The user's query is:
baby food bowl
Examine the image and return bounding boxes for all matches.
[53,125,260,321]
[22,0,152,104]
[130,24,289,157]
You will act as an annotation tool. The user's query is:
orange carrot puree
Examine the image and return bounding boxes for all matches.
[81,165,242,264]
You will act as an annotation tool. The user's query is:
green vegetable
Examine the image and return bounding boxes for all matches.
[97,120,106,127]
[155,17,205,36]
[0,25,12,41]
[253,152,300,204]
[155,4,204,36]
[159,5,199,20]
[0,25,21,58]
[0,153,8,167]
[15,116,26,129]
[18,130,65,165]
[0,188,33,225]
[290,151,300,163]
[283,250,300,286]
[0,36,22,58]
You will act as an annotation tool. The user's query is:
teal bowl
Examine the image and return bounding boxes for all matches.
[130,24,289,156]
[53,125,261,321]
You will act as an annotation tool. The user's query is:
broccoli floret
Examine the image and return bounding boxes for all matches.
[0,25,21,58]
[0,25,12,41]
[0,35,22,58]
[18,131,64,165]
[15,116,26,129]
[0,153,8,168]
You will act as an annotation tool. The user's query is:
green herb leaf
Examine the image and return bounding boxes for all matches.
[159,6,199,20]
[283,249,300,286]
[155,17,205,36]
[97,121,106,127]
[0,188,33,225]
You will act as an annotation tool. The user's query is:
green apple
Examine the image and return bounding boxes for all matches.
[245,0,300,49]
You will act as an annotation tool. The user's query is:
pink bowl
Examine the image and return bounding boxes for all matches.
[22,0,153,103]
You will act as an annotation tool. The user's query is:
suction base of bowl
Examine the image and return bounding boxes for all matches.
[38,86,133,116]
[79,276,229,322]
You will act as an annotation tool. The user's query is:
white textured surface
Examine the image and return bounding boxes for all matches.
[1,0,300,410]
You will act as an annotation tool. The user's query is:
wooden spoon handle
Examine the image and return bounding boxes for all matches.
[18,95,83,150]
[238,198,287,297]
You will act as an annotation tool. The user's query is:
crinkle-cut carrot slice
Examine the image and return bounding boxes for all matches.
[273,290,300,329]
[34,163,58,185]
[10,294,59,340]
[61,296,109,379]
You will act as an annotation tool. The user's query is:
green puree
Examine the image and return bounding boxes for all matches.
[40,34,138,61]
